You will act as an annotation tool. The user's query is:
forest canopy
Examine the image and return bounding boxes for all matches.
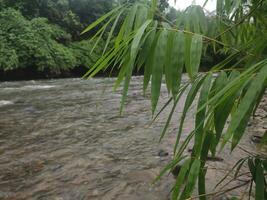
[0,0,218,79]
[0,0,115,77]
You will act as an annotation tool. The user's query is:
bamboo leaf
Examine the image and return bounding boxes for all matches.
[171,32,185,97]
[255,163,265,200]
[159,85,188,142]
[81,6,122,34]
[184,33,192,79]
[134,6,148,29]
[213,71,240,151]
[164,31,175,94]
[198,131,213,200]
[143,28,159,94]
[130,20,152,62]
[103,10,123,54]
[234,158,247,178]
[193,73,212,157]
[125,4,138,36]
[230,64,267,150]
[151,30,168,115]
[189,34,203,79]
[149,0,158,19]
[172,158,192,200]
[153,155,186,184]
[198,167,207,200]
[120,54,132,114]
[179,159,201,200]
[174,75,207,153]
[116,20,152,114]
[215,157,248,189]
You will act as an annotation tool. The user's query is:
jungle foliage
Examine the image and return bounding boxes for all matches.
[0,0,172,76]
[0,0,217,77]
[83,0,267,199]
[0,0,113,74]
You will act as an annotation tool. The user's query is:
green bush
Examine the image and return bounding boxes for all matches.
[0,8,103,74]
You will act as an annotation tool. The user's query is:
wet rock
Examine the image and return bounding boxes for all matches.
[158,149,169,157]
[187,148,224,162]
[171,165,181,178]
[251,135,262,144]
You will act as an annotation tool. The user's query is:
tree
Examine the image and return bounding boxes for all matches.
[0,9,75,73]
[82,0,267,199]
[0,2,109,76]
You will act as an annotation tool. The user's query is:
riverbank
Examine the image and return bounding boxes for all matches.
[0,67,145,82]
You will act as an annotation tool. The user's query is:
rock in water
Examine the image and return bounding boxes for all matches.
[251,135,262,144]
[158,149,169,157]
[171,165,181,178]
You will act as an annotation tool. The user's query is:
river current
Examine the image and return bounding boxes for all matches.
[0,77,266,200]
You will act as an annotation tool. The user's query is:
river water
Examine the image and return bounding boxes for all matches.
[0,77,266,200]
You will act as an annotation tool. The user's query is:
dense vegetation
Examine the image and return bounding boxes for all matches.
[0,0,218,80]
[0,0,116,78]
[0,0,174,79]
[84,0,267,199]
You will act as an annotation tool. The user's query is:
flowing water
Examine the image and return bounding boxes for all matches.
[0,77,266,200]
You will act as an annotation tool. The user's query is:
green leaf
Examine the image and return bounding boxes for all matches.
[124,4,138,36]
[255,163,265,200]
[259,131,267,147]
[198,167,207,200]
[143,24,158,94]
[117,20,152,114]
[179,159,201,200]
[230,64,267,150]
[193,73,212,157]
[81,6,122,34]
[159,84,188,142]
[174,75,207,153]
[154,155,186,184]
[189,34,203,79]
[151,29,168,115]
[134,6,148,29]
[130,20,152,62]
[149,0,158,19]
[198,131,213,200]
[234,158,247,178]
[172,158,192,200]
[215,157,248,189]
[171,32,185,97]
[120,54,132,114]
[164,31,175,94]
[184,33,192,79]
[213,71,240,151]
[103,10,124,54]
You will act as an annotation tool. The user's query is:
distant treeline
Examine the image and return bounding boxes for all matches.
[0,0,220,80]
[0,0,117,79]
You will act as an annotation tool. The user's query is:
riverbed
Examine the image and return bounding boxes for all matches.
[0,77,266,200]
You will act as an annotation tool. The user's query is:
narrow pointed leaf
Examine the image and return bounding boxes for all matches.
[151,30,168,114]
[174,75,207,153]
[179,159,201,200]
[230,65,267,150]
[81,6,122,34]
[255,163,265,200]
[189,34,203,79]
[172,158,192,200]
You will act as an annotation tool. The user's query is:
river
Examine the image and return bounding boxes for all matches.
[0,77,266,200]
